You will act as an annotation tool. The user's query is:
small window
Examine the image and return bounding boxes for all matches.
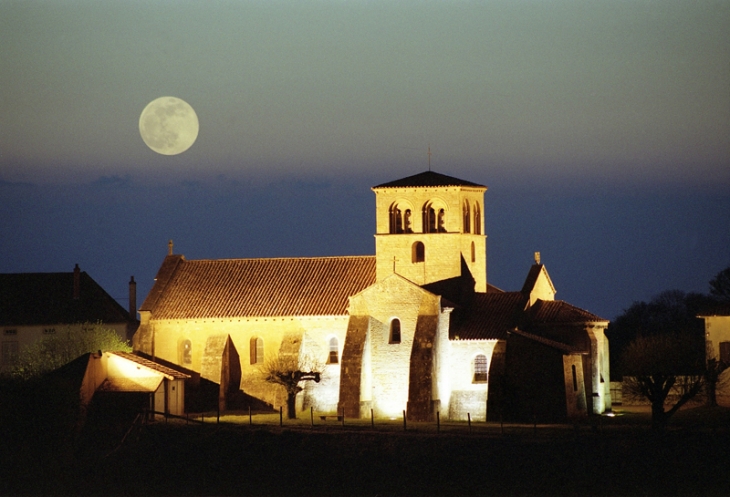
[473,354,488,383]
[572,365,578,391]
[463,201,471,233]
[182,339,192,365]
[250,337,264,365]
[412,241,425,263]
[720,342,730,364]
[3,329,17,336]
[473,202,481,235]
[328,337,339,364]
[389,319,401,344]
[43,328,56,335]
[1,341,19,366]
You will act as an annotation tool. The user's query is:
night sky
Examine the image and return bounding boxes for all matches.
[1,1,728,322]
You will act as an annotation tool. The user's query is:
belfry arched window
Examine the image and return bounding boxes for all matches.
[473,354,488,383]
[390,203,413,234]
[250,337,264,365]
[328,337,339,364]
[463,201,471,233]
[412,241,425,263]
[474,202,481,235]
[389,319,401,344]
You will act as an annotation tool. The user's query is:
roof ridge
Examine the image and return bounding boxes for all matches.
[186,255,376,263]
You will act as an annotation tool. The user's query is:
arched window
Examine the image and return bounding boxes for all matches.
[250,337,264,365]
[463,201,471,233]
[473,354,488,383]
[471,241,475,263]
[412,241,425,263]
[182,339,192,365]
[473,202,481,235]
[389,319,401,344]
[328,337,339,364]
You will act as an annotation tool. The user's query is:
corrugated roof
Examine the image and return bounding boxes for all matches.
[0,271,134,326]
[528,299,607,324]
[373,171,486,189]
[110,351,190,379]
[449,292,526,340]
[147,256,376,319]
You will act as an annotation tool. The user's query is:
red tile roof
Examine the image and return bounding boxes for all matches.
[449,292,526,340]
[528,299,607,324]
[373,171,486,189]
[144,256,376,319]
[508,329,585,354]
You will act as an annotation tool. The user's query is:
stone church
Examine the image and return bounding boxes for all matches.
[133,171,610,422]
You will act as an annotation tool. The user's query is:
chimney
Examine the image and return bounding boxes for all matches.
[534,252,541,265]
[168,239,173,256]
[73,263,80,300]
[129,276,137,318]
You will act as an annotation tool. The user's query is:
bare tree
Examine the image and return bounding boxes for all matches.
[260,353,323,419]
[621,333,704,430]
[11,321,131,380]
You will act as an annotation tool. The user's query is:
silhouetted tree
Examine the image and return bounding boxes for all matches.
[621,333,704,430]
[709,266,730,302]
[260,353,323,419]
[607,290,713,376]
[11,321,131,380]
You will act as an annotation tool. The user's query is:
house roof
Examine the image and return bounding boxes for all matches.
[142,255,377,319]
[373,171,486,189]
[0,270,134,327]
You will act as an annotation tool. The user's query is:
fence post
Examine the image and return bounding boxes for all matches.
[279,406,283,427]
[371,408,374,428]
[311,406,314,427]
[468,412,471,433]
[403,410,407,431]
[249,406,252,426]
[437,411,440,434]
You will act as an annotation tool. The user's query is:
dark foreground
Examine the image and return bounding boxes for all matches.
[3,416,730,496]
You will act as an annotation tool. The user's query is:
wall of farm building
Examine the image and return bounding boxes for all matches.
[145,315,348,412]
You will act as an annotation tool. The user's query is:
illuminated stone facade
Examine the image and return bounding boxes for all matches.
[134,171,611,421]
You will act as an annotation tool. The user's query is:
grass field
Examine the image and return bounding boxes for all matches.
[4,405,730,496]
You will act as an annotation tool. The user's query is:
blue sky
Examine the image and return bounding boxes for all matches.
[1,0,729,320]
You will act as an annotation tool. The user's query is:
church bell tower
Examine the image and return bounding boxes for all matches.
[372,171,487,292]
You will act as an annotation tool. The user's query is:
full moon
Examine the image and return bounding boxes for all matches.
[139,96,199,155]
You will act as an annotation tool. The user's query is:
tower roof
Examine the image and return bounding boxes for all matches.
[373,171,486,189]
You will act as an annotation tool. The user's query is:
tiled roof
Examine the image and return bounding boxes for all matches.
[146,256,376,319]
[373,171,486,189]
[110,351,189,379]
[449,292,526,340]
[528,299,607,324]
[0,271,134,327]
[509,329,585,354]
